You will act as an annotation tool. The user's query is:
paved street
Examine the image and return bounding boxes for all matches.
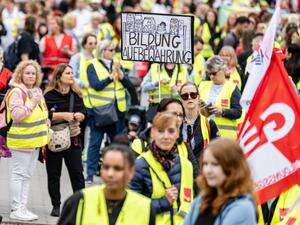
[0,157,100,225]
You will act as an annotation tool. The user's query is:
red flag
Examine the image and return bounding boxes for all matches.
[238,49,300,204]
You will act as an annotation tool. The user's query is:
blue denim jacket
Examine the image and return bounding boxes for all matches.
[184,195,257,225]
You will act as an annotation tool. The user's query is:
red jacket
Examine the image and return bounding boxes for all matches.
[0,68,12,91]
[41,34,73,67]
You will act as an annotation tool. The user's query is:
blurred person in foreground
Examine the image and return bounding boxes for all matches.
[184,138,257,225]
[57,144,154,225]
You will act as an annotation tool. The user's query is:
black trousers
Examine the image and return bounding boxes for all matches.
[46,137,85,207]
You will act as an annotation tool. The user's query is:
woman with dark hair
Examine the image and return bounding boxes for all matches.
[40,16,76,71]
[201,9,221,59]
[130,112,194,225]
[179,82,219,160]
[58,144,154,225]
[184,138,257,225]
[17,16,40,63]
[131,98,199,177]
[131,98,185,156]
[44,64,85,217]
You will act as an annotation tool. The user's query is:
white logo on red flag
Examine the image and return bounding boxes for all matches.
[238,50,300,204]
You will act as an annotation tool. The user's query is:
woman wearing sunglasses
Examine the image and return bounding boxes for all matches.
[180,82,219,160]
[130,112,194,225]
[198,56,242,139]
[131,98,199,177]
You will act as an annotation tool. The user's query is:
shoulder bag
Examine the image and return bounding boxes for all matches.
[48,92,74,152]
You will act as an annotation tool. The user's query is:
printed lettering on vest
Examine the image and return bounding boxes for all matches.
[183,188,192,202]
[221,99,229,107]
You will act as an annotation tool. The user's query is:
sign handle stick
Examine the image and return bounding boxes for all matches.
[158,64,161,102]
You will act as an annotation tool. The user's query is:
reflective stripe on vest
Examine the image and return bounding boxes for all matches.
[200,115,210,148]
[141,146,193,225]
[87,59,126,112]
[257,185,300,225]
[149,64,187,103]
[7,90,49,149]
[77,185,151,225]
[199,81,238,138]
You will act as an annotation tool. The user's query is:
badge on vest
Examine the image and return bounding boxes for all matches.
[279,208,289,221]
[184,188,192,202]
[221,99,229,107]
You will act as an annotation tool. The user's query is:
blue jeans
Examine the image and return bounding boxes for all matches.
[86,117,117,177]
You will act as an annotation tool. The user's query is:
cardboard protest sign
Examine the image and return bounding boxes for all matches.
[121,12,194,64]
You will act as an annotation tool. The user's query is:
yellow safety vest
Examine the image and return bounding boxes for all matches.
[114,52,134,71]
[297,81,300,90]
[131,138,147,155]
[76,185,151,225]
[87,58,126,112]
[97,22,115,41]
[193,53,206,86]
[277,205,300,225]
[199,81,238,138]
[200,114,210,147]
[229,68,242,90]
[149,64,188,103]
[7,89,49,149]
[201,23,220,59]
[257,185,300,225]
[140,146,193,225]
[79,54,92,108]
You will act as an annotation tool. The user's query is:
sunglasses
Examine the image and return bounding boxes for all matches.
[180,92,198,101]
[208,71,219,76]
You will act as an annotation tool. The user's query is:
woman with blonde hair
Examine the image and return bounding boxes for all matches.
[184,138,257,225]
[8,60,49,221]
[219,45,242,90]
[44,64,85,217]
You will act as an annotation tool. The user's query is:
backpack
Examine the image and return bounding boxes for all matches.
[4,36,21,71]
[0,87,26,158]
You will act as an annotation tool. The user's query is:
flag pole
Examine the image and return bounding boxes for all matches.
[158,64,161,102]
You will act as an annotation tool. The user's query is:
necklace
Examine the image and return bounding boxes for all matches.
[106,199,123,214]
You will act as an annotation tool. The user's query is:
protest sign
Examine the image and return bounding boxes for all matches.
[121,12,194,64]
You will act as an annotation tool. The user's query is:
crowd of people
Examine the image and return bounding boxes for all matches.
[0,0,299,224]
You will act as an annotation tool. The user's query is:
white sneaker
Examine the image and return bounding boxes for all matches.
[10,208,34,221]
[21,207,38,220]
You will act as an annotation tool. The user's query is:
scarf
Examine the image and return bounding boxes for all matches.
[150,141,177,171]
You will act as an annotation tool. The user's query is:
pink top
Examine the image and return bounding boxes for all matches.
[7,87,37,123]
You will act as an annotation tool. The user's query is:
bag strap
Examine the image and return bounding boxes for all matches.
[69,92,75,112]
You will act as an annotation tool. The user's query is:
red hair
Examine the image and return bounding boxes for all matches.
[197,138,256,215]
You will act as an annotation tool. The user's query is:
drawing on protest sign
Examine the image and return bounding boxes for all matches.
[121,12,194,64]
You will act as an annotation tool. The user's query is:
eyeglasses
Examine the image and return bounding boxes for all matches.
[105,48,115,52]
[180,92,198,101]
[208,71,219,76]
